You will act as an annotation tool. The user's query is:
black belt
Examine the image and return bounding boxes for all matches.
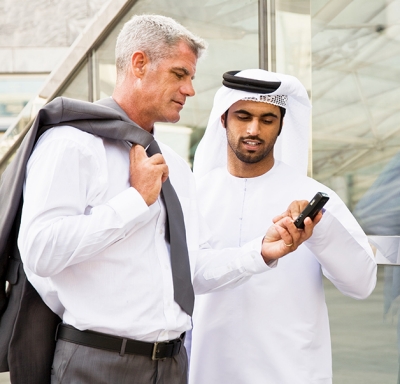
[56,324,184,360]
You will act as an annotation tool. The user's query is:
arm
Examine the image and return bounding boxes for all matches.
[193,201,318,294]
[18,129,151,277]
[273,195,377,299]
[305,206,377,299]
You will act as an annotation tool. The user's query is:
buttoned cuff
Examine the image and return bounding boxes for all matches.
[106,187,149,224]
[240,236,278,274]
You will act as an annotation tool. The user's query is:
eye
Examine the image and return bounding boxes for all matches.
[262,119,273,124]
[237,115,251,121]
[174,72,184,79]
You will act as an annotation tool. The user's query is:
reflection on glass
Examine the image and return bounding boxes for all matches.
[58,60,89,101]
[0,75,46,132]
[276,0,311,92]
[311,0,400,236]
[354,152,400,235]
[93,0,259,164]
[369,236,400,264]
[325,265,400,383]
[383,263,400,384]
[0,96,46,175]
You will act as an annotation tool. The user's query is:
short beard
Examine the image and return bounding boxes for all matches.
[227,133,275,164]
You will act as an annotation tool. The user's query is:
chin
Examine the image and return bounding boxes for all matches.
[167,114,181,123]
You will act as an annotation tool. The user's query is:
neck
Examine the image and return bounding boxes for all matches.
[112,89,154,133]
[227,151,275,178]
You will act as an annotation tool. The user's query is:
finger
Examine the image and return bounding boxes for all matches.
[313,210,323,225]
[148,153,166,165]
[130,144,148,161]
[277,217,304,250]
[289,200,308,220]
[301,212,323,240]
[301,217,314,239]
[161,164,169,183]
[272,211,287,223]
[273,219,295,248]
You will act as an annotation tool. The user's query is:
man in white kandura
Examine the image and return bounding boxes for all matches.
[189,69,377,384]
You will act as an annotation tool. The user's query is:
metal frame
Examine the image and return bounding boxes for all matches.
[259,0,276,71]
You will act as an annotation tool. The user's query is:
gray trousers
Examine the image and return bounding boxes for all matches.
[51,339,188,384]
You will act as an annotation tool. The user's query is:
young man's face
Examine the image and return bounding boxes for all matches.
[222,99,282,165]
[140,41,197,125]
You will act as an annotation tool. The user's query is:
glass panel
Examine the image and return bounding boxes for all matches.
[0,96,46,175]
[0,74,46,132]
[326,265,400,383]
[58,60,90,101]
[311,0,400,236]
[275,0,312,91]
[94,0,260,164]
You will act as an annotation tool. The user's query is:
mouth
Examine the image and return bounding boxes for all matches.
[242,138,263,149]
[173,100,185,108]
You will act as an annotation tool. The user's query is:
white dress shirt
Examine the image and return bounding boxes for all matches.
[189,161,377,384]
[18,126,272,342]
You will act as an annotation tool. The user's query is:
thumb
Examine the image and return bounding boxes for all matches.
[130,144,148,161]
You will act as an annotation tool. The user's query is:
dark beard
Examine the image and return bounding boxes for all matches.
[227,134,275,164]
[230,144,273,163]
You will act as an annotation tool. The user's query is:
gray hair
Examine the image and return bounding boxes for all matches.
[115,14,207,81]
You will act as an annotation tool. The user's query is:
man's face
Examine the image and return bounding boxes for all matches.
[140,41,197,125]
[222,100,282,165]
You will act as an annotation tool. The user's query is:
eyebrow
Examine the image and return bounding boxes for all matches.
[233,109,278,119]
[172,67,195,80]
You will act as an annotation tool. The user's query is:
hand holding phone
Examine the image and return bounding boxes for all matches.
[294,192,329,229]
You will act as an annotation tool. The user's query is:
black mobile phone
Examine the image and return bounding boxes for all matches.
[294,192,330,229]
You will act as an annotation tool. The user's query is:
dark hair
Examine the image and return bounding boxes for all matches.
[278,106,286,135]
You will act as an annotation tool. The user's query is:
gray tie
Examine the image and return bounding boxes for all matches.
[146,140,195,316]
[95,97,195,315]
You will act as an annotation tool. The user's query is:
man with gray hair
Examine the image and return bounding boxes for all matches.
[12,15,317,383]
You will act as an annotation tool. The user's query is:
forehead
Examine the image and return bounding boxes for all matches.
[229,99,281,115]
[160,41,198,77]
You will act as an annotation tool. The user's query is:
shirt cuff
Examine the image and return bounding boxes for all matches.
[240,236,277,274]
[106,187,149,224]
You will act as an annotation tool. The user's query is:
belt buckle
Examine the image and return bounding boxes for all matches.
[152,342,164,361]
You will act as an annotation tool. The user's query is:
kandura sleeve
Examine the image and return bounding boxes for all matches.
[305,196,377,299]
[192,212,273,295]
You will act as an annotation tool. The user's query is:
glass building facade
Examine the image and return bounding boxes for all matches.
[1,1,400,382]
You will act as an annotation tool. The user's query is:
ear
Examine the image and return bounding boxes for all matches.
[131,51,149,78]
[221,110,229,128]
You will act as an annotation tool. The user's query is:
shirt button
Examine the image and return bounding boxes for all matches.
[159,228,164,235]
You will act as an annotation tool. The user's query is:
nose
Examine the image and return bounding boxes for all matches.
[246,120,260,136]
[181,78,195,97]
